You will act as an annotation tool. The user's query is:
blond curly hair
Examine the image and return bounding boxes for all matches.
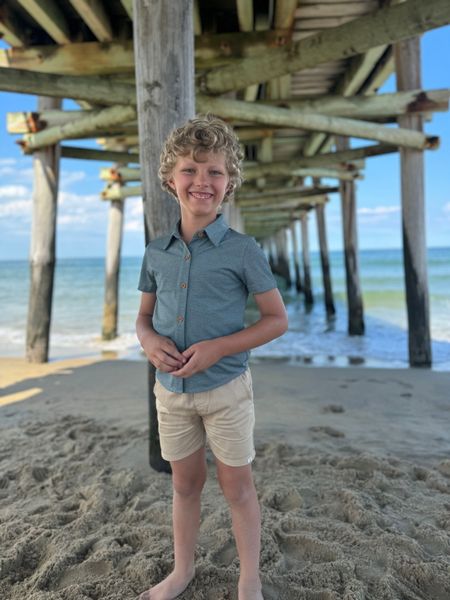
[159,114,244,202]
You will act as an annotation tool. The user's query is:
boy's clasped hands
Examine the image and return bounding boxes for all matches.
[142,331,223,378]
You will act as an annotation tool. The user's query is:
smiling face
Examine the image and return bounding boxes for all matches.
[168,151,230,224]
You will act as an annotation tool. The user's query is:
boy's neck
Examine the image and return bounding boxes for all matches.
[180,213,219,244]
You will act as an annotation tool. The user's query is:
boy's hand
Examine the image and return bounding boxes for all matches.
[141,332,187,372]
[169,339,223,378]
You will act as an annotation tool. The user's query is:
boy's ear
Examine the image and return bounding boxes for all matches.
[167,178,176,191]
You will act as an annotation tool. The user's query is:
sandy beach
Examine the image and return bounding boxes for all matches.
[1,357,450,599]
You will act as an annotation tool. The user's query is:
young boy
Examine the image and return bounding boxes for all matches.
[136,114,288,600]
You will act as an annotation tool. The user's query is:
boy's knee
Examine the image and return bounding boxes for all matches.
[220,478,254,507]
[173,471,206,498]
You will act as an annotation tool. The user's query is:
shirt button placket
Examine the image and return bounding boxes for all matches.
[177,247,191,353]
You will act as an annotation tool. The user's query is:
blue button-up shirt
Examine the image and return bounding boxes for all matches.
[138,214,277,393]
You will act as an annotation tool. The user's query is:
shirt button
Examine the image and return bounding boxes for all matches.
[197,231,205,238]
[180,282,187,289]
[177,316,184,323]
[184,255,191,261]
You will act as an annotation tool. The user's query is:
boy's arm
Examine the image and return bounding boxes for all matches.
[170,288,288,378]
[136,292,187,372]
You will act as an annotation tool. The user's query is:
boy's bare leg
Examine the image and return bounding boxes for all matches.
[139,447,207,600]
[216,460,263,600]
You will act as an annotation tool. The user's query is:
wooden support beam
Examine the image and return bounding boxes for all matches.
[244,143,396,179]
[197,95,438,150]
[0,4,28,46]
[336,137,365,335]
[99,166,139,182]
[69,0,114,42]
[275,0,298,29]
[26,97,61,363]
[61,146,139,163]
[201,0,450,94]
[103,195,124,339]
[264,89,450,121]
[301,215,314,306]
[99,144,392,182]
[17,0,71,44]
[238,194,328,210]
[120,0,133,19]
[0,30,290,75]
[290,221,303,293]
[133,0,193,472]
[0,67,136,106]
[395,38,431,367]
[245,165,360,181]
[237,184,338,200]
[272,229,292,286]
[314,178,336,318]
[193,0,201,35]
[20,105,137,152]
[101,185,141,200]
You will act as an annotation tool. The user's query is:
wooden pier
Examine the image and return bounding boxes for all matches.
[1,0,449,469]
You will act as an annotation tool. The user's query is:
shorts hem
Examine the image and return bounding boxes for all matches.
[212,449,256,467]
[161,442,205,464]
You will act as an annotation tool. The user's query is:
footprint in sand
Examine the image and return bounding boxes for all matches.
[53,560,113,590]
[262,487,302,512]
[277,532,340,570]
[211,539,237,567]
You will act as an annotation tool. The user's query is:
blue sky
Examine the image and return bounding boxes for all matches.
[0,26,449,260]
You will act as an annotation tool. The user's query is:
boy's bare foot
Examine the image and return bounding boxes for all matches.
[138,568,195,600]
[238,577,264,600]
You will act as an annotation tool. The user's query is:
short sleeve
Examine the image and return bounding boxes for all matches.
[242,237,277,294]
[138,245,157,293]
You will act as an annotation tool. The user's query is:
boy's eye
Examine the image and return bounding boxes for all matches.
[211,170,223,176]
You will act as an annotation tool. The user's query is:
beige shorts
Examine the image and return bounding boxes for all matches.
[154,369,255,467]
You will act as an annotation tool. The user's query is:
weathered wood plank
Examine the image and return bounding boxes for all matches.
[237,184,337,201]
[262,90,450,120]
[0,67,136,106]
[395,38,431,366]
[290,221,303,293]
[102,197,124,339]
[20,105,136,152]
[61,146,139,163]
[0,4,28,47]
[201,0,450,93]
[196,95,438,150]
[314,178,335,318]
[17,0,71,44]
[336,137,365,336]
[69,0,113,42]
[301,215,314,306]
[133,0,194,472]
[26,97,61,363]
[0,31,291,75]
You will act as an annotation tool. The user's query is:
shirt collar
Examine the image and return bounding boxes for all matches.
[163,213,229,249]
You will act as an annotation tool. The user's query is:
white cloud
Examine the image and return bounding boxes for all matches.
[0,184,30,198]
[60,170,86,188]
[58,214,88,226]
[358,205,400,216]
[0,158,17,166]
[124,219,143,232]
[443,202,450,214]
[59,190,99,206]
[0,199,31,217]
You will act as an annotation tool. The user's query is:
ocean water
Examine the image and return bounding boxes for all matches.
[0,248,449,369]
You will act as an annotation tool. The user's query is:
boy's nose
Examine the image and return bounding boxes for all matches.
[194,172,208,186]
